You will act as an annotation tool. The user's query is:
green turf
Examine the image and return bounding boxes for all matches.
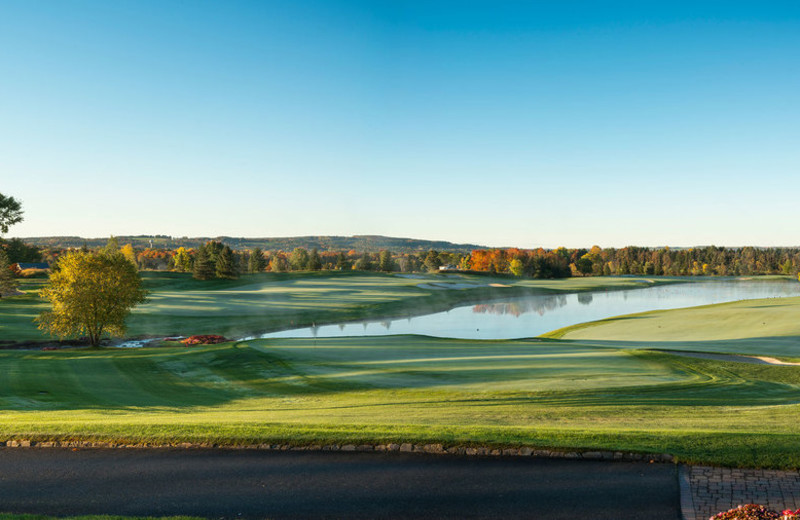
[3,273,800,468]
[0,271,679,343]
[544,295,800,357]
[1,332,800,468]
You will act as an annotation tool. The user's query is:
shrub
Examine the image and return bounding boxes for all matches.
[180,335,228,346]
[710,504,781,520]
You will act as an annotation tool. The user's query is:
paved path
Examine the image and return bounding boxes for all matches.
[0,448,679,519]
[682,465,800,520]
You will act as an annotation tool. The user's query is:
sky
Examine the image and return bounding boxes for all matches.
[1,1,798,248]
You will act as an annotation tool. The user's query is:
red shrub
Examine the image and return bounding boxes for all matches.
[180,335,228,346]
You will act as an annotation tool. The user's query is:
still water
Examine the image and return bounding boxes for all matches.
[260,280,800,340]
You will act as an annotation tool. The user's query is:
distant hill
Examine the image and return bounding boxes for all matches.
[18,235,487,253]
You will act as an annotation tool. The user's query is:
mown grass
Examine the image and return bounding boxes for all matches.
[0,271,678,344]
[1,333,800,468]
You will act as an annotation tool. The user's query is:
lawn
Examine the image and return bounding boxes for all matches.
[2,272,800,468]
[0,271,677,344]
[1,330,800,468]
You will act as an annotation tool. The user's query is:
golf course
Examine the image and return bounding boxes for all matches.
[1,272,800,468]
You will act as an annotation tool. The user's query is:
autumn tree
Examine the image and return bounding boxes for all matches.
[120,244,137,267]
[509,258,524,277]
[172,247,192,272]
[0,248,18,297]
[36,250,148,348]
[0,193,23,234]
[248,248,266,273]
[269,254,288,272]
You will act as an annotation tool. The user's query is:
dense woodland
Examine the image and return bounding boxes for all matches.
[3,236,800,281]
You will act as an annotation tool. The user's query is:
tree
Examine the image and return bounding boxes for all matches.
[120,244,137,267]
[248,248,266,273]
[0,248,18,297]
[0,193,23,234]
[378,250,395,272]
[172,247,192,272]
[307,249,322,271]
[289,248,309,271]
[335,252,350,270]
[36,250,148,348]
[193,244,215,280]
[424,250,442,272]
[509,258,524,277]
[269,254,287,272]
[215,246,237,279]
[103,236,120,255]
[354,253,373,271]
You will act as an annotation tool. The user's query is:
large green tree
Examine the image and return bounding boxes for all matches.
[37,250,148,347]
[289,248,309,271]
[215,246,237,279]
[0,193,23,234]
[307,249,322,271]
[248,248,266,273]
[193,244,215,280]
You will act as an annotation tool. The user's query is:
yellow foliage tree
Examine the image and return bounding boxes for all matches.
[120,243,137,267]
[37,250,148,348]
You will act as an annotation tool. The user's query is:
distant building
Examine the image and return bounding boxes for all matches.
[12,262,50,271]
[439,264,458,271]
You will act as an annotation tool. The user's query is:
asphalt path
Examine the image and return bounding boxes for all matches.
[0,449,679,519]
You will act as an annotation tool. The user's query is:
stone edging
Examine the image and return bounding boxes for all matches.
[0,439,675,462]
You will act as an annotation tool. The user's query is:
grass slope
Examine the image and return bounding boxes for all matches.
[0,271,676,344]
[1,333,800,468]
[544,295,800,357]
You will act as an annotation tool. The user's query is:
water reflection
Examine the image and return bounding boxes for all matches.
[473,294,568,317]
[261,280,800,341]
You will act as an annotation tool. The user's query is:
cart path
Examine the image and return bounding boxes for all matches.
[0,448,679,520]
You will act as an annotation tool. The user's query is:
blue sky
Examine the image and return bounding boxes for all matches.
[1,1,798,248]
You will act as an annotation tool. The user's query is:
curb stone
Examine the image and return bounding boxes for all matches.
[0,439,675,463]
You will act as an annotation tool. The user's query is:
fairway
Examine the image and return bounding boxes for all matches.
[0,271,676,344]
[1,329,800,468]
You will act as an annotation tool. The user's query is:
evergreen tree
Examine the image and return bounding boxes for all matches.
[307,249,322,271]
[193,245,215,280]
[335,252,350,270]
[0,248,18,297]
[378,250,395,272]
[215,246,237,279]
[248,248,266,273]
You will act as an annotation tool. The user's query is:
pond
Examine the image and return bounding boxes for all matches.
[259,279,800,340]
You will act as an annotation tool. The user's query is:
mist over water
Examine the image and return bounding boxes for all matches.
[260,280,800,340]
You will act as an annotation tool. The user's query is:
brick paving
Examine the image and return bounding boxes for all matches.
[682,465,800,520]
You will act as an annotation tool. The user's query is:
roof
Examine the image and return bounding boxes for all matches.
[14,263,50,270]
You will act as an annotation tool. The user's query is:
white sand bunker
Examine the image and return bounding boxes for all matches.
[661,350,800,366]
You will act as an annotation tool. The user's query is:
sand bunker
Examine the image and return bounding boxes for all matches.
[661,350,800,366]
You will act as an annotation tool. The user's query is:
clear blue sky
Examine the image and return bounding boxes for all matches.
[2,1,798,248]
